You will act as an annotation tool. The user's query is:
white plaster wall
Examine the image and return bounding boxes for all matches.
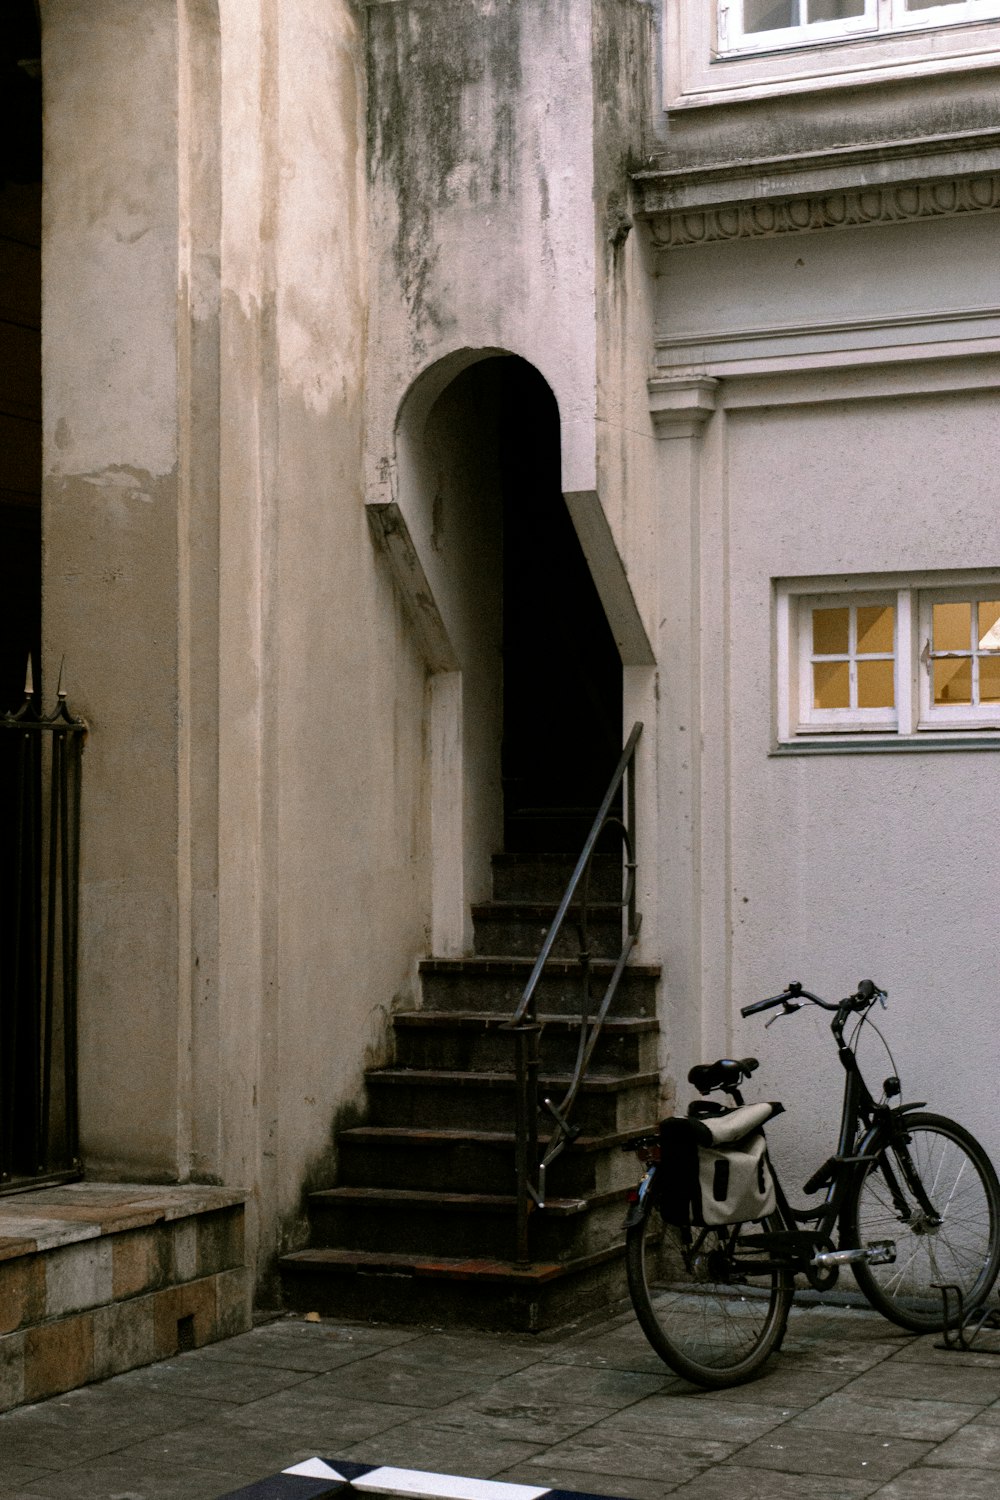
[713,389,1000,1191]
[657,213,1000,342]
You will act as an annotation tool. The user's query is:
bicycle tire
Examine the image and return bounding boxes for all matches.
[845,1112,1000,1333]
[625,1201,793,1388]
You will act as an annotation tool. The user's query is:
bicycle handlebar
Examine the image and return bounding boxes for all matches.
[740,979,884,1020]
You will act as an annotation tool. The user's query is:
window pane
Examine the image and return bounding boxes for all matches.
[814,660,850,709]
[744,0,797,30]
[932,601,971,653]
[857,659,894,708]
[807,0,864,17]
[812,607,849,656]
[857,604,894,655]
[906,0,963,10]
[978,600,1000,652]
[980,657,1000,704]
[934,657,972,705]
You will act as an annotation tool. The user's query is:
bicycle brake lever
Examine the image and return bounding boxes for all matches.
[765,1001,802,1027]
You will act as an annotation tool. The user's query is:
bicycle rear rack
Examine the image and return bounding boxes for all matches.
[935,1283,1000,1353]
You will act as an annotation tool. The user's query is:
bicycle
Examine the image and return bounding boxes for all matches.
[624,978,1000,1388]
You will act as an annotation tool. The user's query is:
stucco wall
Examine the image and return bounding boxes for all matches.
[722,390,1000,1186]
[42,0,432,1289]
[650,195,1000,1185]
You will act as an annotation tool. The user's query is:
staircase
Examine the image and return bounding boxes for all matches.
[279,848,661,1332]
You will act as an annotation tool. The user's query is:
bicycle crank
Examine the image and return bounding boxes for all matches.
[811,1240,897,1268]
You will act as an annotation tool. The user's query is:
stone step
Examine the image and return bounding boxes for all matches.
[335,1123,650,1197]
[0,1184,251,1413]
[364,1067,659,1135]
[278,1242,630,1332]
[471,901,624,959]
[391,1011,659,1076]
[419,956,659,1017]
[305,1184,630,1261]
[491,852,623,904]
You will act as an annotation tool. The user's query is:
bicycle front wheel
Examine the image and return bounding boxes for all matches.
[625,1204,792,1388]
[846,1112,1000,1333]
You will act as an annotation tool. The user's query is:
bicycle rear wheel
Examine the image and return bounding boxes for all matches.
[625,1203,792,1388]
[846,1112,1000,1333]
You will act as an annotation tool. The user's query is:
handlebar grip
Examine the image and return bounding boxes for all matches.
[741,992,788,1018]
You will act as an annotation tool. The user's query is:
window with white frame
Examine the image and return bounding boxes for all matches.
[776,574,1000,743]
[664,0,1000,108]
[720,0,1000,54]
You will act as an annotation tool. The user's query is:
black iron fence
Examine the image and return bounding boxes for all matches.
[0,667,85,1190]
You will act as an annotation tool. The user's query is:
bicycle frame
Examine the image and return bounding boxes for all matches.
[724,1003,928,1279]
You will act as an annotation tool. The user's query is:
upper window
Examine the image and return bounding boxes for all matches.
[664,0,1000,107]
[721,0,1000,53]
[776,573,1000,744]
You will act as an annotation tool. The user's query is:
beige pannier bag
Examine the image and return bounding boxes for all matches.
[659,1101,782,1227]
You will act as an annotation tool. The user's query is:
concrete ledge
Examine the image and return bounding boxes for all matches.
[0,1184,251,1412]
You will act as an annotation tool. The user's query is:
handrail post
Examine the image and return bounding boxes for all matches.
[512,1008,540,1265]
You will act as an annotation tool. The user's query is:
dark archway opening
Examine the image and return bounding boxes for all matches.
[0,0,42,714]
[498,362,622,851]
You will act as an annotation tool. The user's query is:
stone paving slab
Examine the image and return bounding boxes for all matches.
[2,1298,1000,1500]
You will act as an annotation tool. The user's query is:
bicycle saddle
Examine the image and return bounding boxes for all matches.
[688,1057,759,1095]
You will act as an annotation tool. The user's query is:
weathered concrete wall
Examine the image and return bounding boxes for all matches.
[42,0,431,1290]
[365,0,600,497]
[43,0,187,1177]
[365,0,657,945]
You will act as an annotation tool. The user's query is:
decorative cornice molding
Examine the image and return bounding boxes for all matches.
[648,376,719,438]
[649,172,1000,248]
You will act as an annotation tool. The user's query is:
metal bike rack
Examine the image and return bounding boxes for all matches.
[934,1283,1000,1353]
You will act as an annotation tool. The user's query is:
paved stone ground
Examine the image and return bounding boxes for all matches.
[2,1295,1000,1500]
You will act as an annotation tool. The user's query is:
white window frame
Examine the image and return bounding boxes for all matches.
[795,591,900,734]
[775,571,1000,746]
[664,0,1000,108]
[918,584,1000,730]
[720,0,1000,57]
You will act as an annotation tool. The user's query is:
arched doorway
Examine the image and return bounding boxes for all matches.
[388,351,623,943]
[498,361,622,851]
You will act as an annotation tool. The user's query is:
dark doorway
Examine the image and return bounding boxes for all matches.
[0,0,42,714]
[499,362,622,851]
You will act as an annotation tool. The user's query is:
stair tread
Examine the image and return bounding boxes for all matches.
[471,901,623,916]
[280,1245,623,1285]
[367,1067,658,1092]
[338,1123,656,1150]
[421,955,660,974]
[393,1011,658,1032]
[310,1186,593,1215]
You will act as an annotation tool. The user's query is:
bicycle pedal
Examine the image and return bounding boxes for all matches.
[811,1240,896,1269]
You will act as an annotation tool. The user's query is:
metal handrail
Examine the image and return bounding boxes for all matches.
[505,721,643,1263]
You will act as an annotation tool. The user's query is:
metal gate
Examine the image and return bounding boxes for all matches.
[0,666,85,1191]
